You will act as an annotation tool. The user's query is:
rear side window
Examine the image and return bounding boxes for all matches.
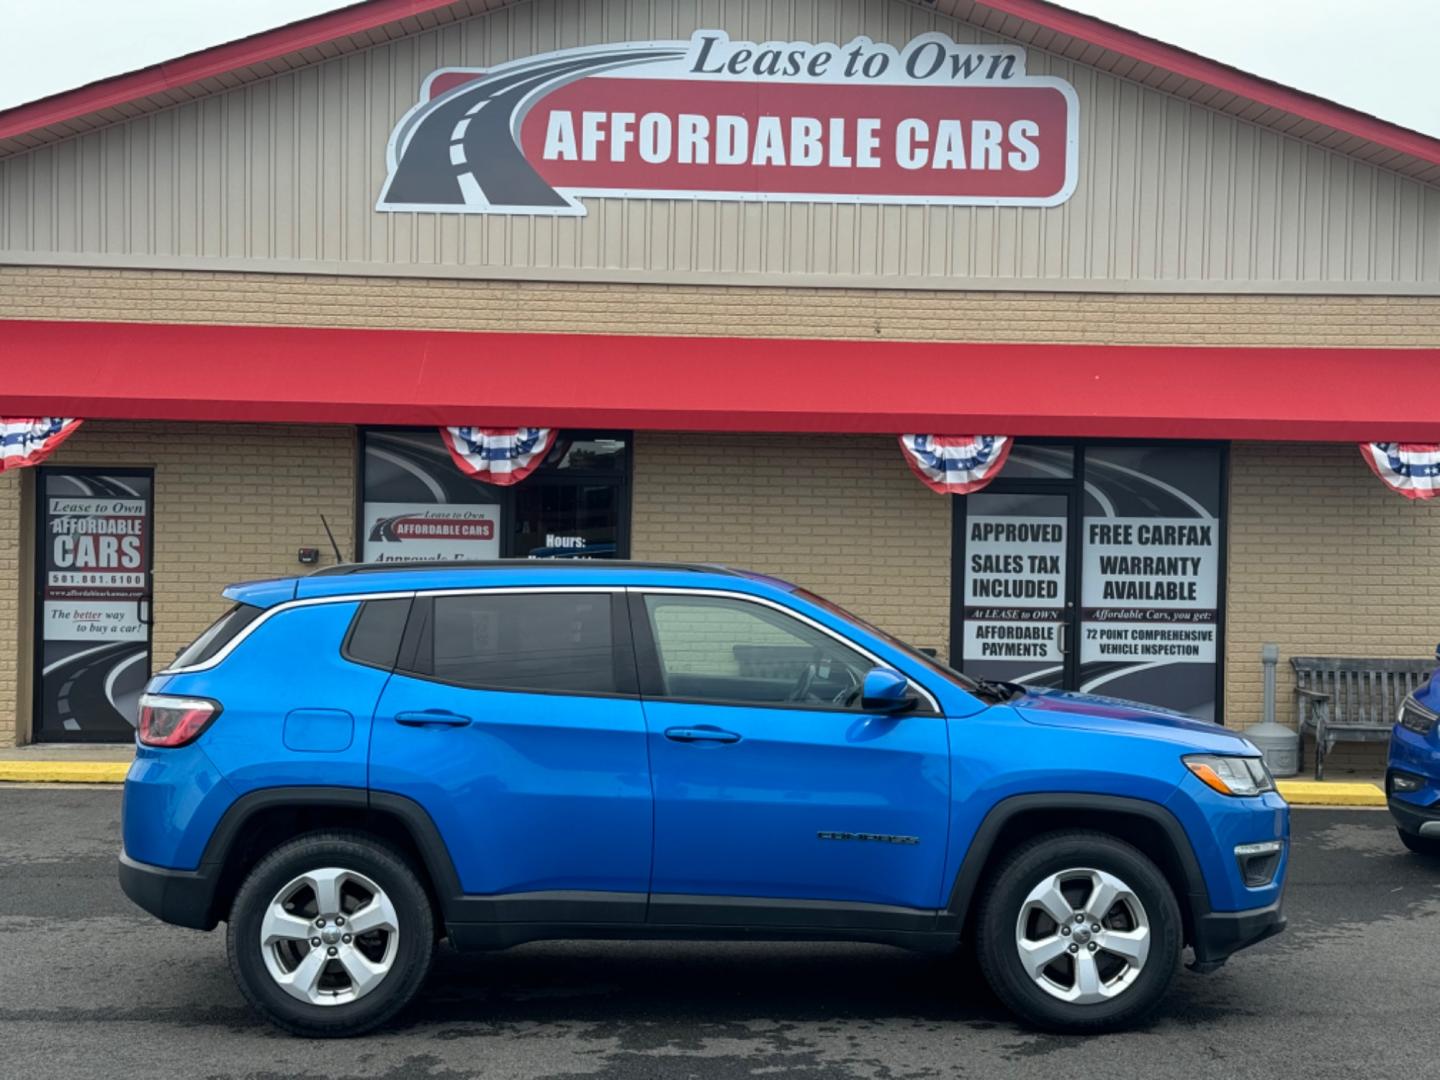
[404,592,619,696]
[173,603,264,668]
[343,597,412,670]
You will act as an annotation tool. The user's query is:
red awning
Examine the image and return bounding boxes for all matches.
[3,318,1439,441]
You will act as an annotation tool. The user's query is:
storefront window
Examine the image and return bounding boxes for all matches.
[1078,445,1223,720]
[955,441,1226,721]
[360,429,630,562]
[994,443,1075,480]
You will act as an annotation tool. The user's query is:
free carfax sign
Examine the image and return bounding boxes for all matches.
[376,31,1080,216]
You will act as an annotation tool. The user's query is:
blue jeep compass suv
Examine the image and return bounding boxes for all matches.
[1389,655,1440,854]
[120,561,1287,1036]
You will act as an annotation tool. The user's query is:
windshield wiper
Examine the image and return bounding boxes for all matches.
[972,676,1021,703]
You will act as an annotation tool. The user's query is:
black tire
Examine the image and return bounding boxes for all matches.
[225,830,435,1037]
[1397,828,1440,856]
[975,830,1182,1033]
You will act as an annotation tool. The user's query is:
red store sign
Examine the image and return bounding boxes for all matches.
[377,31,1079,216]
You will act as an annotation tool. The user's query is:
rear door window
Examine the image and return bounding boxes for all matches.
[401,591,625,696]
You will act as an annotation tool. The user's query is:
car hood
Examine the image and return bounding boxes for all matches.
[1011,686,1259,753]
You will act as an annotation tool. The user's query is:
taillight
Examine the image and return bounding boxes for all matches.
[137,693,222,747]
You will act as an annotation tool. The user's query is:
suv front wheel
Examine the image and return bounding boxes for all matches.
[1397,828,1440,856]
[226,831,435,1037]
[975,830,1182,1033]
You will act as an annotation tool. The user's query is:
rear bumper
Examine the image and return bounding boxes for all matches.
[1189,899,1286,972]
[118,850,219,930]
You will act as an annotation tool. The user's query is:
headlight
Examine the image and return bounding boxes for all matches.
[1184,754,1276,797]
[1398,695,1438,736]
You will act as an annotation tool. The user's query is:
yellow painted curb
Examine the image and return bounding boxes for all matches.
[0,761,130,784]
[1275,780,1386,807]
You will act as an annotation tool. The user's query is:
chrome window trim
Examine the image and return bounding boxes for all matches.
[159,581,940,714]
[159,591,418,675]
[158,585,623,676]
[633,586,942,714]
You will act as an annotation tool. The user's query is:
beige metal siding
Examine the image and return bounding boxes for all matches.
[4,0,1440,291]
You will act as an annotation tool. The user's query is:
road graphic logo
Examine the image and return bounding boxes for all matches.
[375,30,1079,216]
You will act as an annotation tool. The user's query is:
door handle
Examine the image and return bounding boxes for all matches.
[395,710,472,728]
[664,726,740,744]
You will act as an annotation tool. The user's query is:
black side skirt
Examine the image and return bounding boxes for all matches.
[447,892,953,953]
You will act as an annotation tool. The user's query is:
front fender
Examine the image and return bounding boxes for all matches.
[936,791,1210,933]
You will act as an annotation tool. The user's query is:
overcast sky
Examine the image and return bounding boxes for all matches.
[3,0,1438,138]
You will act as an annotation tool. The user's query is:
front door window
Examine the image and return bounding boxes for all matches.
[642,593,872,709]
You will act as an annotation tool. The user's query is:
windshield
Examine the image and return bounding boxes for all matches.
[790,589,983,693]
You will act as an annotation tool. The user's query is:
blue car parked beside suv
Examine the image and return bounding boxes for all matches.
[120,561,1287,1036]
[1388,651,1440,854]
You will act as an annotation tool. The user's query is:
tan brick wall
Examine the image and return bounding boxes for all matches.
[0,469,25,748]
[3,418,1428,771]
[4,266,1440,346]
[0,421,354,745]
[1226,442,1440,770]
[5,266,1438,769]
[630,434,952,657]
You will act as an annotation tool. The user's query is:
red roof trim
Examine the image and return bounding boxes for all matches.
[0,0,461,141]
[4,319,1440,441]
[973,0,1440,168]
[3,0,1439,173]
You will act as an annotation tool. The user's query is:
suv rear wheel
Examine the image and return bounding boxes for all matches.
[226,831,435,1036]
[975,830,1181,1033]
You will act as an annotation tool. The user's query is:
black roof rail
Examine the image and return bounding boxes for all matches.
[308,559,740,577]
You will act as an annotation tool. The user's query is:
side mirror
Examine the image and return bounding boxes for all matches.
[861,666,914,713]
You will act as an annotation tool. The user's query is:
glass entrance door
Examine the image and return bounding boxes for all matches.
[956,490,1075,690]
[33,468,154,742]
[952,443,1226,721]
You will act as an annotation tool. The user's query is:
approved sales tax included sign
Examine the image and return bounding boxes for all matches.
[376,31,1079,216]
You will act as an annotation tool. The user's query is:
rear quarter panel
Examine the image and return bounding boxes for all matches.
[130,601,391,868]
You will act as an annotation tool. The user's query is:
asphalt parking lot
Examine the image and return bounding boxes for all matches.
[1,788,1436,1080]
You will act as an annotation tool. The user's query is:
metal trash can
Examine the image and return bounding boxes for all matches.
[1246,644,1299,777]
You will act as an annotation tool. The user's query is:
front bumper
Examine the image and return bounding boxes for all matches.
[1189,898,1286,972]
[118,849,220,930]
[1387,790,1440,838]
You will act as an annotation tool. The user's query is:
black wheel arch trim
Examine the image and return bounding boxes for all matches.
[121,786,467,930]
[937,793,1213,934]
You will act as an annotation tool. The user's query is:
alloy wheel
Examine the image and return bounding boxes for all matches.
[259,867,400,1006]
[1014,867,1151,1004]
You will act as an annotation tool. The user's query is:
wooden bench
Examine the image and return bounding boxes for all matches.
[1291,656,1435,779]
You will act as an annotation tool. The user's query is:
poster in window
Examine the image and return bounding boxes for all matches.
[1077,446,1222,720]
[362,501,500,563]
[961,492,1069,688]
[36,473,153,740]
